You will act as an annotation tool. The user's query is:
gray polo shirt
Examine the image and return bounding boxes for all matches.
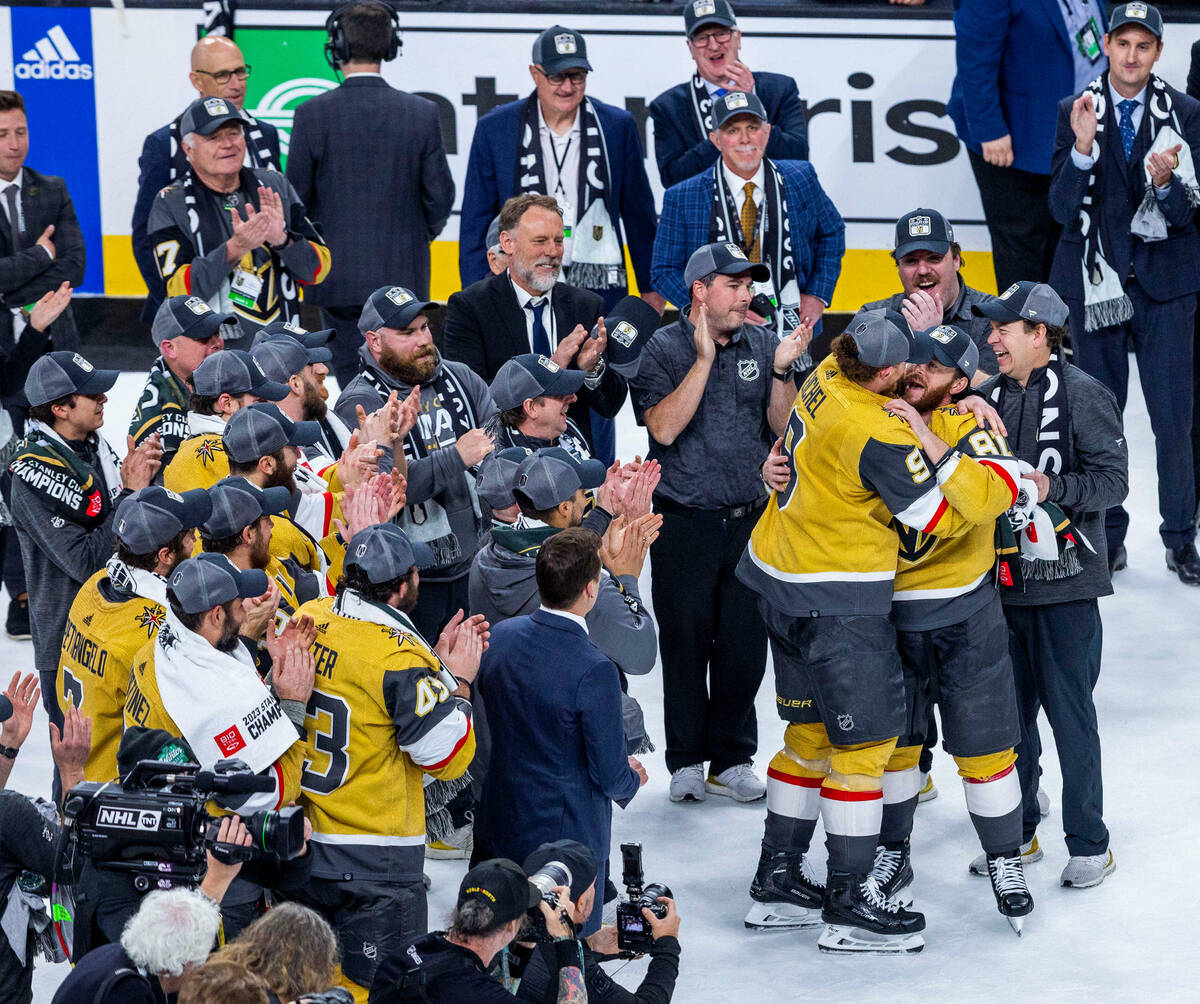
[630,314,777,508]
[862,277,999,376]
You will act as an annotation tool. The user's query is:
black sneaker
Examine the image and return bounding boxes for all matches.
[1166,543,1200,586]
[5,597,30,641]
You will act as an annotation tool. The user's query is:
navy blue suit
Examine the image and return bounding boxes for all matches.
[475,609,640,935]
[649,71,809,188]
[1048,81,1200,553]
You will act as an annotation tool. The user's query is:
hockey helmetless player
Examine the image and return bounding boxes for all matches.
[737,310,997,954]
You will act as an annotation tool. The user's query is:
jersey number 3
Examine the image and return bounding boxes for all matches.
[302,690,351,796]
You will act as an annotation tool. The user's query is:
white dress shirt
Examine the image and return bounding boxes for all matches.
[509,273,558,352]
[723,160,765,216]
[539,605,590,634]
[538,103,581,267]
[1069,83,1170,197]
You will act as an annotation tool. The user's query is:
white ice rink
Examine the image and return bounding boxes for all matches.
[7,360,1197,1002]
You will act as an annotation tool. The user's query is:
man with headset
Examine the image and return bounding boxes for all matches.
[287,0,455,388]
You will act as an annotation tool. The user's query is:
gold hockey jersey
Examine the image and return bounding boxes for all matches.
[164,432,228,493]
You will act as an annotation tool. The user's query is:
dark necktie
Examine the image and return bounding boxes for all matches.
[527,299,551,357]
[4,185,25,249]
[1118,99,1138,161]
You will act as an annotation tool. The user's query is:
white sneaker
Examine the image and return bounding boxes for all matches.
[917,772,938,803]
[426,822,473,860]
[1060,849,1116,888]
[705,763,766,802]
[669,764,707,802]
[1036,786,1051,818]
[969,836,1042,876]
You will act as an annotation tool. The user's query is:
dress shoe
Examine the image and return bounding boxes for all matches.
[1166,543,1200,586]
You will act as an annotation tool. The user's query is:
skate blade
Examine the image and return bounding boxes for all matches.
[744,901,824,930]
[817,924,924,954]
[1007,915,1023,936]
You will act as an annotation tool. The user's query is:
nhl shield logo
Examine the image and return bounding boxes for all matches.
[737,359,760,382]
[610,320,638,347]
[837,713,854,733]
[554,33,577,55]
[908,215,932,237]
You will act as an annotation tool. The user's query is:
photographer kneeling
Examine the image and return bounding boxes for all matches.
[516,841,681,1004]
[369,858,586,1003]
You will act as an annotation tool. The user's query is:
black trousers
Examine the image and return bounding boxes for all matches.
[320,304,368,391]
[650,502,767,775]
[968,150,1059,292]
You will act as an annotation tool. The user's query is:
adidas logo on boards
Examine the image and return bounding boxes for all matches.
[16,25,93,80]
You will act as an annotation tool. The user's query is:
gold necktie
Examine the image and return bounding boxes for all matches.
[740,181,760,263]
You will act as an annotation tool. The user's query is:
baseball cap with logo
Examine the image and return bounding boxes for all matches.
[357,285,436,335]
[486,214,504,252]
[253,318,335,351]
[491,354,586,411]
[151,295,237,346]
[893,208,955,260]
[476,447,534,510]
[844,308,916,368]
[222,402,321,464]
[685,0,738,36]
[343,523,435,584]
[514,447,607,510]
[114,486,213,554]
[24,351,120,407]
[910,324,979,381]
[532,25,592,75]
[1108,1,1163,38]
[457,858,541,925]
[180,96,246,138]
[203,477,291,539]
[191,350,290,401]
[250,335,333,383]
[598,295,662,378]
[684,240,771,289]
[711,90,767,130]
[168,552,269,615]
[971,281,1069,327]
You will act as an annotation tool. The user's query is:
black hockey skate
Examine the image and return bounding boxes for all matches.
[817,869,925,954]
[986,851,1034,936]
[868,838,914,907]
[745,849,825,930]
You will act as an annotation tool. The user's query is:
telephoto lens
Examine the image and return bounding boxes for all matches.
[528,861,573,907]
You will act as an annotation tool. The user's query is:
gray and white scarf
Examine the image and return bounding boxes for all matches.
[168,106,276,183]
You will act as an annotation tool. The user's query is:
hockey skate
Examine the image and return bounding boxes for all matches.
[745,850,825,930]
[970,835,1041,876]
[868,839,914,908]
[817,870,925,954]
[985,852,1034,935]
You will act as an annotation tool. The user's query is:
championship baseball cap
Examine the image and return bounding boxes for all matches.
[203,477,291,539]
[910,324,979,381]
[24,351,119,407]
[252,318,335,351]
[343,523,435,583]
[970,281,1070,327]
[357,285,436,335]
[250,335,333,383]
[191,349,290,402]
[599,295,661,378]
[114,486,213,554]
[223,402,321,464]
[486,214,504,252]
[179,96,245,138]
[893,208,954,260]
[168,552,269,615]
[684,241,771,289]
[458,858,540,924]
[1108,2,1163,38]
[476,447,534,510]
[491,354,586,411]
[843,308,914,368]
[684,0,737,36]
[532,26,592,75]
[513,447,607,510]
[151,295,237,346]
[711,90,767,130]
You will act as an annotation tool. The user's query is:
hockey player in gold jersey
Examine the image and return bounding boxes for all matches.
[57,486,211,782]
[287,523,484,1002]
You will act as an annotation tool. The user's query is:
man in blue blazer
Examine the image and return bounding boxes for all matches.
[475,525,647,935]
[1048,2,1200,585]
[651,91,843,331]
[947,0,1107,292]
[649,0,808,189]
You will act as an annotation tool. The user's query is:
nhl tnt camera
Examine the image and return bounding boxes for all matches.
[616,842,672,954]
[58,758,306,893]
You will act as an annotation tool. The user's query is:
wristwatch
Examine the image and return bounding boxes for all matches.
[0,744,19,760]
[771,367,791,382]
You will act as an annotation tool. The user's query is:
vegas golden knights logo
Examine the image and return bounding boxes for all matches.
[895,522,938,563]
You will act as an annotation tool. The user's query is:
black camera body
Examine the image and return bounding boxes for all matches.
[59,758,305,893]
[616,842,671,954]
[749,292,776,324]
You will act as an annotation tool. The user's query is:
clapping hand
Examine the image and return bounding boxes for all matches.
[1070,94,1098,156]
[1148,143,1183,188]
[1,672,39,751]
[336,430,382,491]
[774,320,812,373]
[900,287,943,334]
[269,615,317,704]
[122,434,163,491]
[434,609,489,685]
[762,437,789,493]
[240,581,282,641]
[576,318,607,373]
[28,281,72,333]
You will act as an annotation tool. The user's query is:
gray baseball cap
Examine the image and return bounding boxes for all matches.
[203,477,291,538]
[223,402,321,464]
[684,0,737,35]
[24,351,119,406]
[893,208,955,260]
[250,335,333,383]
[151,295,237,346]
[844,308,914,368]
[358,285,436,335]
[179,96,245,138]
[684,241,770,290]
[1108,2,1163,38]
[513,447,607,510]
[486,214,503,252]
[971,281,1069,327]
[114,486,213,554]
[532,26,592,74]
[168,552,269,615]
[192,349,290,401]
[344,523,436,584]
[711,90,767,130]
[910,324,979,380]
[600,295,661,378]
[253,318,335,350]
[492,354,586,411]
[476,447,534,509]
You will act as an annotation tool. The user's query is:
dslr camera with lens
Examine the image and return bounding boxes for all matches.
[616,842,671,954]
[524,859,574,941]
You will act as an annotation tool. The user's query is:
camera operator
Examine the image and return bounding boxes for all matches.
[369,858,585,1003]
[517,841,680,1004]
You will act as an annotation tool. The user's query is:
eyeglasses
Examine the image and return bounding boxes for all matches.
[536,68,588,87]
[690,29,734,47]
[194,65,252,85]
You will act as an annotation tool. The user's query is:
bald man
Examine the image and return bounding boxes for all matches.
[131,35,282,321]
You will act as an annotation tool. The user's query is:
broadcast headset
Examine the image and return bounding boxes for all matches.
[324,0,402,70]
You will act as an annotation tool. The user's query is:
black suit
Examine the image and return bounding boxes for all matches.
[441,271,626,451]
[286,75,455,385]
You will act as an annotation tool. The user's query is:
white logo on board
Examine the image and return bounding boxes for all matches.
[16,25,93,80]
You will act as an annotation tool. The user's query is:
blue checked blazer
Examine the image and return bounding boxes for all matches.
[650,158,844,311]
